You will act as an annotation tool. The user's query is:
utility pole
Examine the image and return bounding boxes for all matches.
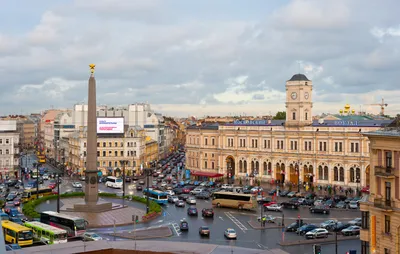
[57,174,60,213]
[120,160,128,206]
[335,222,338,254]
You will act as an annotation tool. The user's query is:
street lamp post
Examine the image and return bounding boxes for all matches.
[120,160,129,206]
[34,162,41,199]
[144,164,154,214]
[57,173,60,213]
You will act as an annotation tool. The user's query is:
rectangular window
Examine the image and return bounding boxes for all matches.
[355,143,359,153]
[205,138,208,146]
[267,140,271,149]
[385,215,390,233]
[277,140,280,149]
[103,142,106,147]
[292,112,296,120]
[339,142,342,152]
[304,141,308,151]
[361,211,369,229]
[294,141,297,150]
[280,140,283,149]
[319,142,322,151]
[252,139,255,148]
[212,138,215,146]
[255,139,258,148]
[351,142,354,152]
[204,161,207,169]
[243,139,246,147]
[102,151,106,157]
[361,241,369,254]
[386,151,393,168]
[290,141,294,150]
[335,142,338,152]
[323,142,327,151]
[211,162,214,169]
[305,112,308,120]
[308,141,311,151]
[384,248,390,254]
[264,140,267,149]
[0,139,2,144]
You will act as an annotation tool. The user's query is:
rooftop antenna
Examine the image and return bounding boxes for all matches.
[297,60,302,74]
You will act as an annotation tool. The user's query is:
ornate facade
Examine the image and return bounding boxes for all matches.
[186,74,392,187]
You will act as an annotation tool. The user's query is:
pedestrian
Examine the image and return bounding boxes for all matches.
[262,216,266,227]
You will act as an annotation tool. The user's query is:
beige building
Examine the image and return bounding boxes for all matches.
[68,126,146,176]
[186,74,392,187]
[0,120,20,178]
[360,122,400,254]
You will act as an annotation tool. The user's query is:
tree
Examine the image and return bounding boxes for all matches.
[273,111,286,120]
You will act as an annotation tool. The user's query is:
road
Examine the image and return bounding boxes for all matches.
[20,153,361,253]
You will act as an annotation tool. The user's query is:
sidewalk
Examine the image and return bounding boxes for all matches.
[109,226,173,240]
[279,234,359,246]
[248,220,284,230]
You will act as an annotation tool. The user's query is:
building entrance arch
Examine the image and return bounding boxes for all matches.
[289,164,299,185]
[226,156,235,184]
[303,165,314,184]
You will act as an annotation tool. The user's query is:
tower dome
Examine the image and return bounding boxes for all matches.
[288,74,310,81]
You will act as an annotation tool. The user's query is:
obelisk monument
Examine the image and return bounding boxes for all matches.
[72,64,111,212]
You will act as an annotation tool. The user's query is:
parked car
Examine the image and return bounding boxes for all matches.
[195,192,210,199]
[5,244,21,251]
[348,201,359,209]
[310,206,330,214]
[305,228,329,239]
[331,222,351,232]
[257,215,276,223]
[168,196,179,203]
[224,228,237,239]
[287,191,297,198]
[279,190,290,197]
[335,201,346,209]
[199,226,210,237]
[320,220,338,230]
[281,201,299,209]
[82,232,103,241]
[297,224,318,235]
[341,226,361,236]
[286,220,306,232]
[348,218,362,226]
[202,208,214,218]
[265,204,282,212]
[187,207,198,216]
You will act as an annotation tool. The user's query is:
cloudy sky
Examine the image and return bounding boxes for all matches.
[1,0,400,117]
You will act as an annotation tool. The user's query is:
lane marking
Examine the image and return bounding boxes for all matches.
[218,216,224,221]
[225,212,248,233]
[172,223,181,236]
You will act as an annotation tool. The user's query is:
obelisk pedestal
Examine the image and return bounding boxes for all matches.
[73,64,112,212]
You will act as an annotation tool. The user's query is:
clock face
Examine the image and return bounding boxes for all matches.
[291,92,297,100]
[304,92,309,99]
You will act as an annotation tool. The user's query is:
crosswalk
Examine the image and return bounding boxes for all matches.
[225,212,248,233]
[171,223,181,236]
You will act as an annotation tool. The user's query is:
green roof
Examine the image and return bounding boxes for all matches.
[333,115,374,121]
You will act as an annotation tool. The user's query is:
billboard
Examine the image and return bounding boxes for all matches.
[97,118,124,134]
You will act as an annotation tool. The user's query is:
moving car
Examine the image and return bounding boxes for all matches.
[286,220,306,232]
[136,185,143,191]
[187,207,198,216]
[257,215,276,223]
[348,201,359,209]
[202,208,214,218]
[320,220,338,230]
[42,174,49,180]
[179,220,189,231]
[310,206,330,214]
[83,232,103,241]
[305,228,329,239]
[72,182,82,188]
[224,228,237,239]
[138,180,145,185]
[186,197,196,205]
[199,226,210,237]
[335,201,346,209]
[265,204,282,212]
[331,222,351,232]
[342,225,361,236]
[175,200,185,207]
[5,244,21,251]
[348,218,362,226]
[297,224,318,235]
[168,196,179,203]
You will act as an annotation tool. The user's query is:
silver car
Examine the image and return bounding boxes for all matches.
[83,232,103,241]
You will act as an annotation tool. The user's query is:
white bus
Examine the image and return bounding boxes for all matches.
[105,176,123,189]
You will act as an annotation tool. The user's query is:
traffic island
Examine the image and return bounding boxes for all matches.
[279,235,359,246]
[248,220,284,230]
[109,226,173,240]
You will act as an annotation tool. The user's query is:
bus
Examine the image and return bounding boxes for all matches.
[105,176,123,189]
[21,188,53,202]
[24,221,68,245]
[40,211,87,238]
[212,191,257,210]
[1,220,33,246]
[143,188,168,204]
[38,155,46,164]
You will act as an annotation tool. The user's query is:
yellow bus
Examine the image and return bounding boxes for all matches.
[2,220,33,246]
[38,155,46,164]
[212,191,257,210]
[21,188,54,203]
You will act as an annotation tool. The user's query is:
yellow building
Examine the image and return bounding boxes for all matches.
[360,122,400,254]
[68,126,146,176]
[144,136,158,166]
[186,74,392,186]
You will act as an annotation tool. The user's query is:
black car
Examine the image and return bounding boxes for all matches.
[257,197,272,204]
[297,224,318,235]
[125,177,131,183]
[179,220,189,231]
[132,176,139,181]
[310,205,330,214]
[202,208,214,218]
[187,207,198,216]
[279,190,290,197]
[281,201,299,209]
[331,222,351,232]
[195,192,210,199]
[268,189,277,195]
[286,220,306,232]
[178,194,190,201]
[173,188,183,195]
[5,180,18,187]
[6,194,16,202]
[136,185,143,191]
[302,199,314,206]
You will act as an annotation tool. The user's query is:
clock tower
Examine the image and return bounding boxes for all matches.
[285,74,313,127]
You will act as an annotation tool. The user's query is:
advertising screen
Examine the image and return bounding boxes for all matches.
[97,118,124,134]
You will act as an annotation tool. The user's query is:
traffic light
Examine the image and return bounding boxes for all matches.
[313,244,321,254]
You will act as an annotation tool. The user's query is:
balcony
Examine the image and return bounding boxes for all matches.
[374,198,395,211]
[374,165,397,178]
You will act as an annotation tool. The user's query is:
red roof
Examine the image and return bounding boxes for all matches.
[190,171,224,178]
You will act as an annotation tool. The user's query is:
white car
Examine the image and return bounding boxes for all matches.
[190,189,203,195]
[161,182,167,188]
[72,182,82,188]
[42,174,49,180]
[221,184,230,189]
[224,228,237,239]
[82,232,103,241]
[348,201,358,209]
[186,197,196,205]
[165,190,175,196]
[305,228,329,239]
[265,204,282,212]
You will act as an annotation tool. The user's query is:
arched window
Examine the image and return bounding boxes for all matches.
[239,160,243,173]
[204,161,207,169]
[251,161,255,174]
[356,168,361,182]
[334,167,338,181]
[244,161,247,173]
[339,167,344,182]
[318,166,323,180]
[263,162,267,175]
[255,161,259,175]
[350,167,355,182]
[324,166,329,180]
